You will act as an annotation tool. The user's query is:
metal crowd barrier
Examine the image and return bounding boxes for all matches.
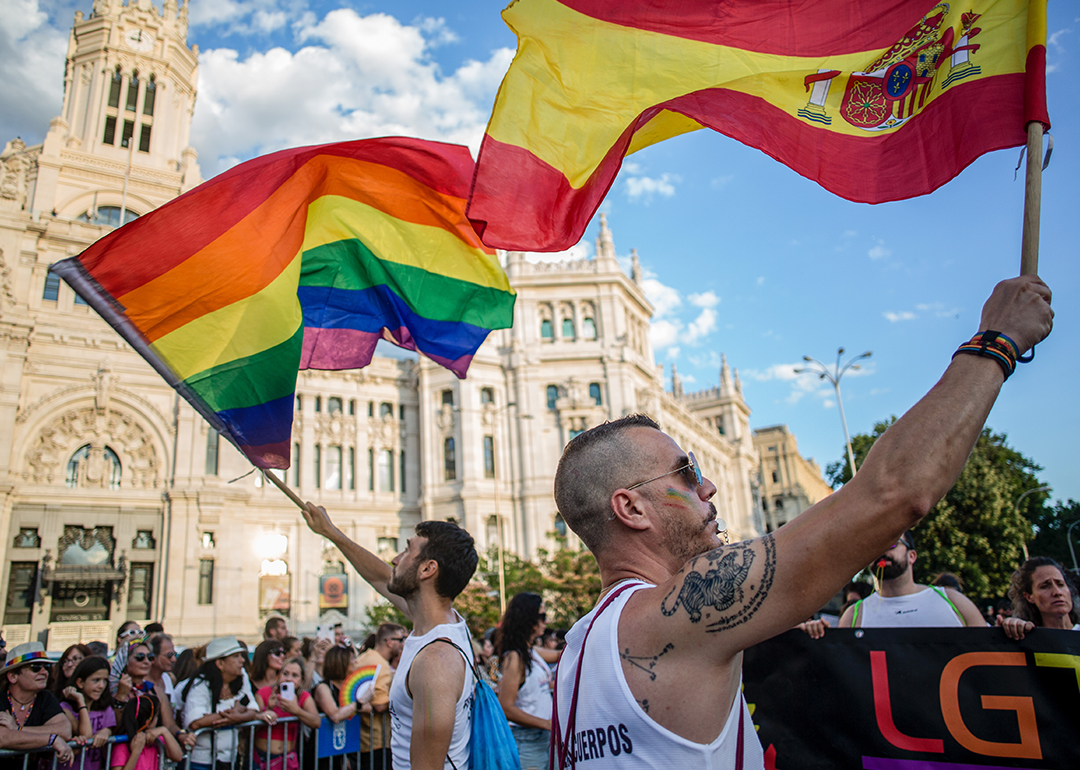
[0,713,392,770]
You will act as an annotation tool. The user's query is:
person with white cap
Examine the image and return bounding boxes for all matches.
[178,636,271,770]
[0,642,74,767]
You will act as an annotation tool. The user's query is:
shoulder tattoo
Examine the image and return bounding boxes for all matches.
[660,534,777,631]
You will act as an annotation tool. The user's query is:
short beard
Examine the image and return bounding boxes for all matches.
[387,563,420,598]
[878,557,909,581]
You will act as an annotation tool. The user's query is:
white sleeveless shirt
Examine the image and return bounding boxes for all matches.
[555,581,764,769]
[388,612,475,770]
[854,586,967,627]
[513,648,553,721]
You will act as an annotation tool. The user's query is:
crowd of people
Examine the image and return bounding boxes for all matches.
[0,276,1071,770]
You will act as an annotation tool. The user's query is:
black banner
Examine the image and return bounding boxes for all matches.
[743,628,1080,769]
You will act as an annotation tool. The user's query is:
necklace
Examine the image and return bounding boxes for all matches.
[8,692,34,711]
[7,692,35,729]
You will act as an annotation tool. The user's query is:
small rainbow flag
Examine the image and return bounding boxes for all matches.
[339,664,381,706]
[53,138,515,469]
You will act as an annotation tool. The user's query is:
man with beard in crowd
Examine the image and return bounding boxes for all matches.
[839,530,985,627]
[301,506,478,770]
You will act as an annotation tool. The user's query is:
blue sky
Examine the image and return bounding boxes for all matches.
[4,1,1078,505]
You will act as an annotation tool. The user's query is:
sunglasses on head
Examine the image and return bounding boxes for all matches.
[626,452,702,492]
[130,653,156,662]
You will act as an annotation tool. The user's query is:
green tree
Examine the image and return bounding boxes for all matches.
[827,418,1048,599]
[1028,499,1080,569]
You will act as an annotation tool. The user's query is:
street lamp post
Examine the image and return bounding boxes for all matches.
[795,348,871,480]
[1067,519,1080,572]
[1013,485,1051,561]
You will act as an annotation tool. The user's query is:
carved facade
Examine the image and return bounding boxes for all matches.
[0,2,828,648]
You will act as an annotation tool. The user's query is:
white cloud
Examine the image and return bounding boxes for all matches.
[519,241,592,264]
[190,9,515,175]
[688,291,720,308]
[745,361,873,405]
[710,174,734,190]
[650,319,680,350]
[883,310,917,322]
[624,171,679,202]
[641,278,682,318]
[916,301,960,317]
[868,239,891,260]
[843,229,858,238]
[685,307,717,344]
[0,0,67,142]
[756,276,765,286]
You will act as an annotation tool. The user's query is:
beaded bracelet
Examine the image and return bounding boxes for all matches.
[952,330,1019,380]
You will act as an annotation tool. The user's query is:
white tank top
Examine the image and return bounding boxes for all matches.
[555,581,765,769]
[513,648,553,722]
[388,612,475,770]
[854,586,966,627]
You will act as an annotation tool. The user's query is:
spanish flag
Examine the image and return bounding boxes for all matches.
[468,0,1050,251]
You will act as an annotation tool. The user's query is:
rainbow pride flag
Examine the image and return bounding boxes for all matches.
[339,664,381,706]
[53,138,515,469]
[468,0,1050,251]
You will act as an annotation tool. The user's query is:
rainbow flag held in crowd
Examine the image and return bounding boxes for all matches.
[339,665,381,706]
[53,138,516,470]
[468,0,1050,251]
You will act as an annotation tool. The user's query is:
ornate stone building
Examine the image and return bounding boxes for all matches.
[752,424,835,532]
[0,2,782,647]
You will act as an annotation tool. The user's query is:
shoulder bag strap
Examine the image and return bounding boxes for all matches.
[551,582,639,770]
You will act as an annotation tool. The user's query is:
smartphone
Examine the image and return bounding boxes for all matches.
[316,624,334,642]
[279,681,296,701]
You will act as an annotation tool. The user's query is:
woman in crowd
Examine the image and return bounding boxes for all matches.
[0,642,74,766]
[181,636,269,770]
[311,646,372,770]
[250,640,286,692]
[59,657,115,770]
[114,637,193,749]
[1002,556,1080,639]
[282,637,303,660]
[496,592,559,770]
[48,644,92,700]
[252,657,320,770]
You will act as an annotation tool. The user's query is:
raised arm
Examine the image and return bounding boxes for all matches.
[638,277,1053,660]
[301,503,409,617]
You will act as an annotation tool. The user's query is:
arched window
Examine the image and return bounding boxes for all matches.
[554,513,568,539]
[326,446,342,490]
[480,387,495,405]
[327,397,342,414]
[582,316,597,339]
[380,402,393,418]
[78,206,139,227]
[589,382,602,406]
[108,67,123,108]
[143,75,156,116]
[126,71,140,112]
[546,385,559,410]
[66,445,122,490]
[540,319,553,339]
[562,318,576,339]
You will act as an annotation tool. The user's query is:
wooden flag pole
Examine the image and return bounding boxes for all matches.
[1020,121,1044,276]
[264,468,308,510]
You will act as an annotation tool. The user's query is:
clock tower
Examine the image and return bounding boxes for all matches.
[29,0,202,219]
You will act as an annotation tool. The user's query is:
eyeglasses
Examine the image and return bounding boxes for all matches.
[130,653,156,662]
[269,649,285,656]
[626,452,702,492]
[889,538,914,550]
[26,663,52,673]
[164,652,177,659]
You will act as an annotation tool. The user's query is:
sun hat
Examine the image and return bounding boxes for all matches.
[3,642,52,672]
[204,636,245,662]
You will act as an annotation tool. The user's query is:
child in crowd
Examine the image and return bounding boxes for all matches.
[60,657,116,770]
[253,658,321,770]
[110,693,183,770]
